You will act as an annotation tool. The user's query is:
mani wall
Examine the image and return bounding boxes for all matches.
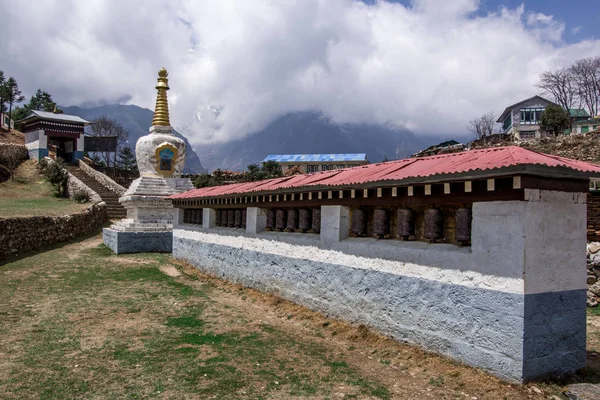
[169,175,589,383]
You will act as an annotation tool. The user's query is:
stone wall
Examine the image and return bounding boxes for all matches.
[172,190,588,382]
[0,203,108,260]
[66,171,103,203]
[78,159,126,196]
[588,191,600,241]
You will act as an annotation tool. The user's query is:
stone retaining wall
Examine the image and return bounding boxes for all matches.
[0,203,108,260]
[78,160,126,196]
[588,191,600,241]
[66,172,102,203]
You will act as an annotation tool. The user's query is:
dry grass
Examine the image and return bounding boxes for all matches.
[0,128,25,145]
[0,160,88,217]
[0,235,597,399]
[0,237,600,399]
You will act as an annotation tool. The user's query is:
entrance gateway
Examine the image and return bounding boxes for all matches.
[19,109,90,163]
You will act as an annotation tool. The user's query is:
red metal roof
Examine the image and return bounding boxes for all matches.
[170,146,600,199]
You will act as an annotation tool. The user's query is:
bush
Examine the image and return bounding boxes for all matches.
[39,158,68,197]
[71,189,89,203]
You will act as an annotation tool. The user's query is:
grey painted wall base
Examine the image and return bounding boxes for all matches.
[103,228,172,254]
[172,231,586,382]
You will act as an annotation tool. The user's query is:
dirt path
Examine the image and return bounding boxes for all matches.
[0,234,596,399]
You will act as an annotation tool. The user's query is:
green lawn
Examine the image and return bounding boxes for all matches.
[0,160,87,217]
[0,235,584,399]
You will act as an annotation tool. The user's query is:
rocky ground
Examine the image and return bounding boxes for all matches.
[469,130,600,164]
[587,243,600,307]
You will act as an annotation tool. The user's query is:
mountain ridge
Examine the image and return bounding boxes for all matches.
[62,104,468,172]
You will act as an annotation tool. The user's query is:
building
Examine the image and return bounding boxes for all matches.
[169,146,600,382]
[1,112,14,130]
[18,110,90,162]
[496,95,560,140]
[263,154,368,173]
[573,118,600,134]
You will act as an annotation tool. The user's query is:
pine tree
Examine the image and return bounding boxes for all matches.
[117,146,137,172]
[5,77,25,130]
[539,104,571,137]
[0,71,6,113]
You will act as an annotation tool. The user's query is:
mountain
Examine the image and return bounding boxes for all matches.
[61,104,206,173]
[63,105,469,172]
[196,111,456,171]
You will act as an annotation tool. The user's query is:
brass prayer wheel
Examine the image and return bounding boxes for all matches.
[424,208,443,241]
[455,208,472,244]
[351,209,367,236]
[373,209,389,237]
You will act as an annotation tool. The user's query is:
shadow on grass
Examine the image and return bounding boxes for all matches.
[0,220,111,267]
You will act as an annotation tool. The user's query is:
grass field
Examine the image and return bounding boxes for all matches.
[0,160,88,217]
[0,235,598,399]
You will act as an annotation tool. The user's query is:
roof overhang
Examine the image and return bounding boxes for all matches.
[170,164,598,201]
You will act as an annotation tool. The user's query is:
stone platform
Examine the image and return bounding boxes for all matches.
[103,227,172,254]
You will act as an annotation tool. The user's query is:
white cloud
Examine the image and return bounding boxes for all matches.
[1,0,598,145]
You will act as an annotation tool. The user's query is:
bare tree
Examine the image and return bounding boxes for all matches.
[0,144,28,181]
[467,112,495,140]
[88,115,128,172]
[536,68,578,112]
[570,56,600,117]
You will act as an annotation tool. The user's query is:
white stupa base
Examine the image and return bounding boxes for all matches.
[103,176,194,253]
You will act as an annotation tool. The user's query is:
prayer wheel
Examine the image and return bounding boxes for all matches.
[287,209,298,231]
[227,210,235,227]
[216,209,222,226]
[396,208,415,239]
[266,209,275,230]
[455,208,472,244]
[242,209,247,228]
[424,208,443,241]
[311,208,321,232]
[275,209,287,230]
[234,210,242,227]
[351,209,367,236]
[373,209,390,237]
[299,209,311,232]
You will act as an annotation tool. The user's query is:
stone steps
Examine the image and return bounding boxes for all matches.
[66,166,127,219]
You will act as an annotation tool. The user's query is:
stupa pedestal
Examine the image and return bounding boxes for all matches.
[103,68,194,254]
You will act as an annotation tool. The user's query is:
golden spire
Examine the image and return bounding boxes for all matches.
[152,67,171,127]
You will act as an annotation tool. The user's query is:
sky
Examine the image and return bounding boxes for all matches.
[1,0,599,145]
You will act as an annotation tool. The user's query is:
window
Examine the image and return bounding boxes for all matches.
[519,108,544,125]
[307,165,318,173]
[336,165,346,169]
[520,130,536,140]
[502,114,512,132]
[321,165,333,171]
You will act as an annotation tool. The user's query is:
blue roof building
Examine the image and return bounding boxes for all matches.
[262,154,369,174]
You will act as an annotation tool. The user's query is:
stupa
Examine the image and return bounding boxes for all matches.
[103,68,194,254]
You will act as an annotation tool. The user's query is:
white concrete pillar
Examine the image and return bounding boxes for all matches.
[173,207,185,228]
[203,208,217,229]
[320,205,349,246]
[246,207,267,235]
[471,189,588,381]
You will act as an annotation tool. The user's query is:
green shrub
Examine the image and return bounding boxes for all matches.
[72,189,89,203]
[40,158,68,197]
